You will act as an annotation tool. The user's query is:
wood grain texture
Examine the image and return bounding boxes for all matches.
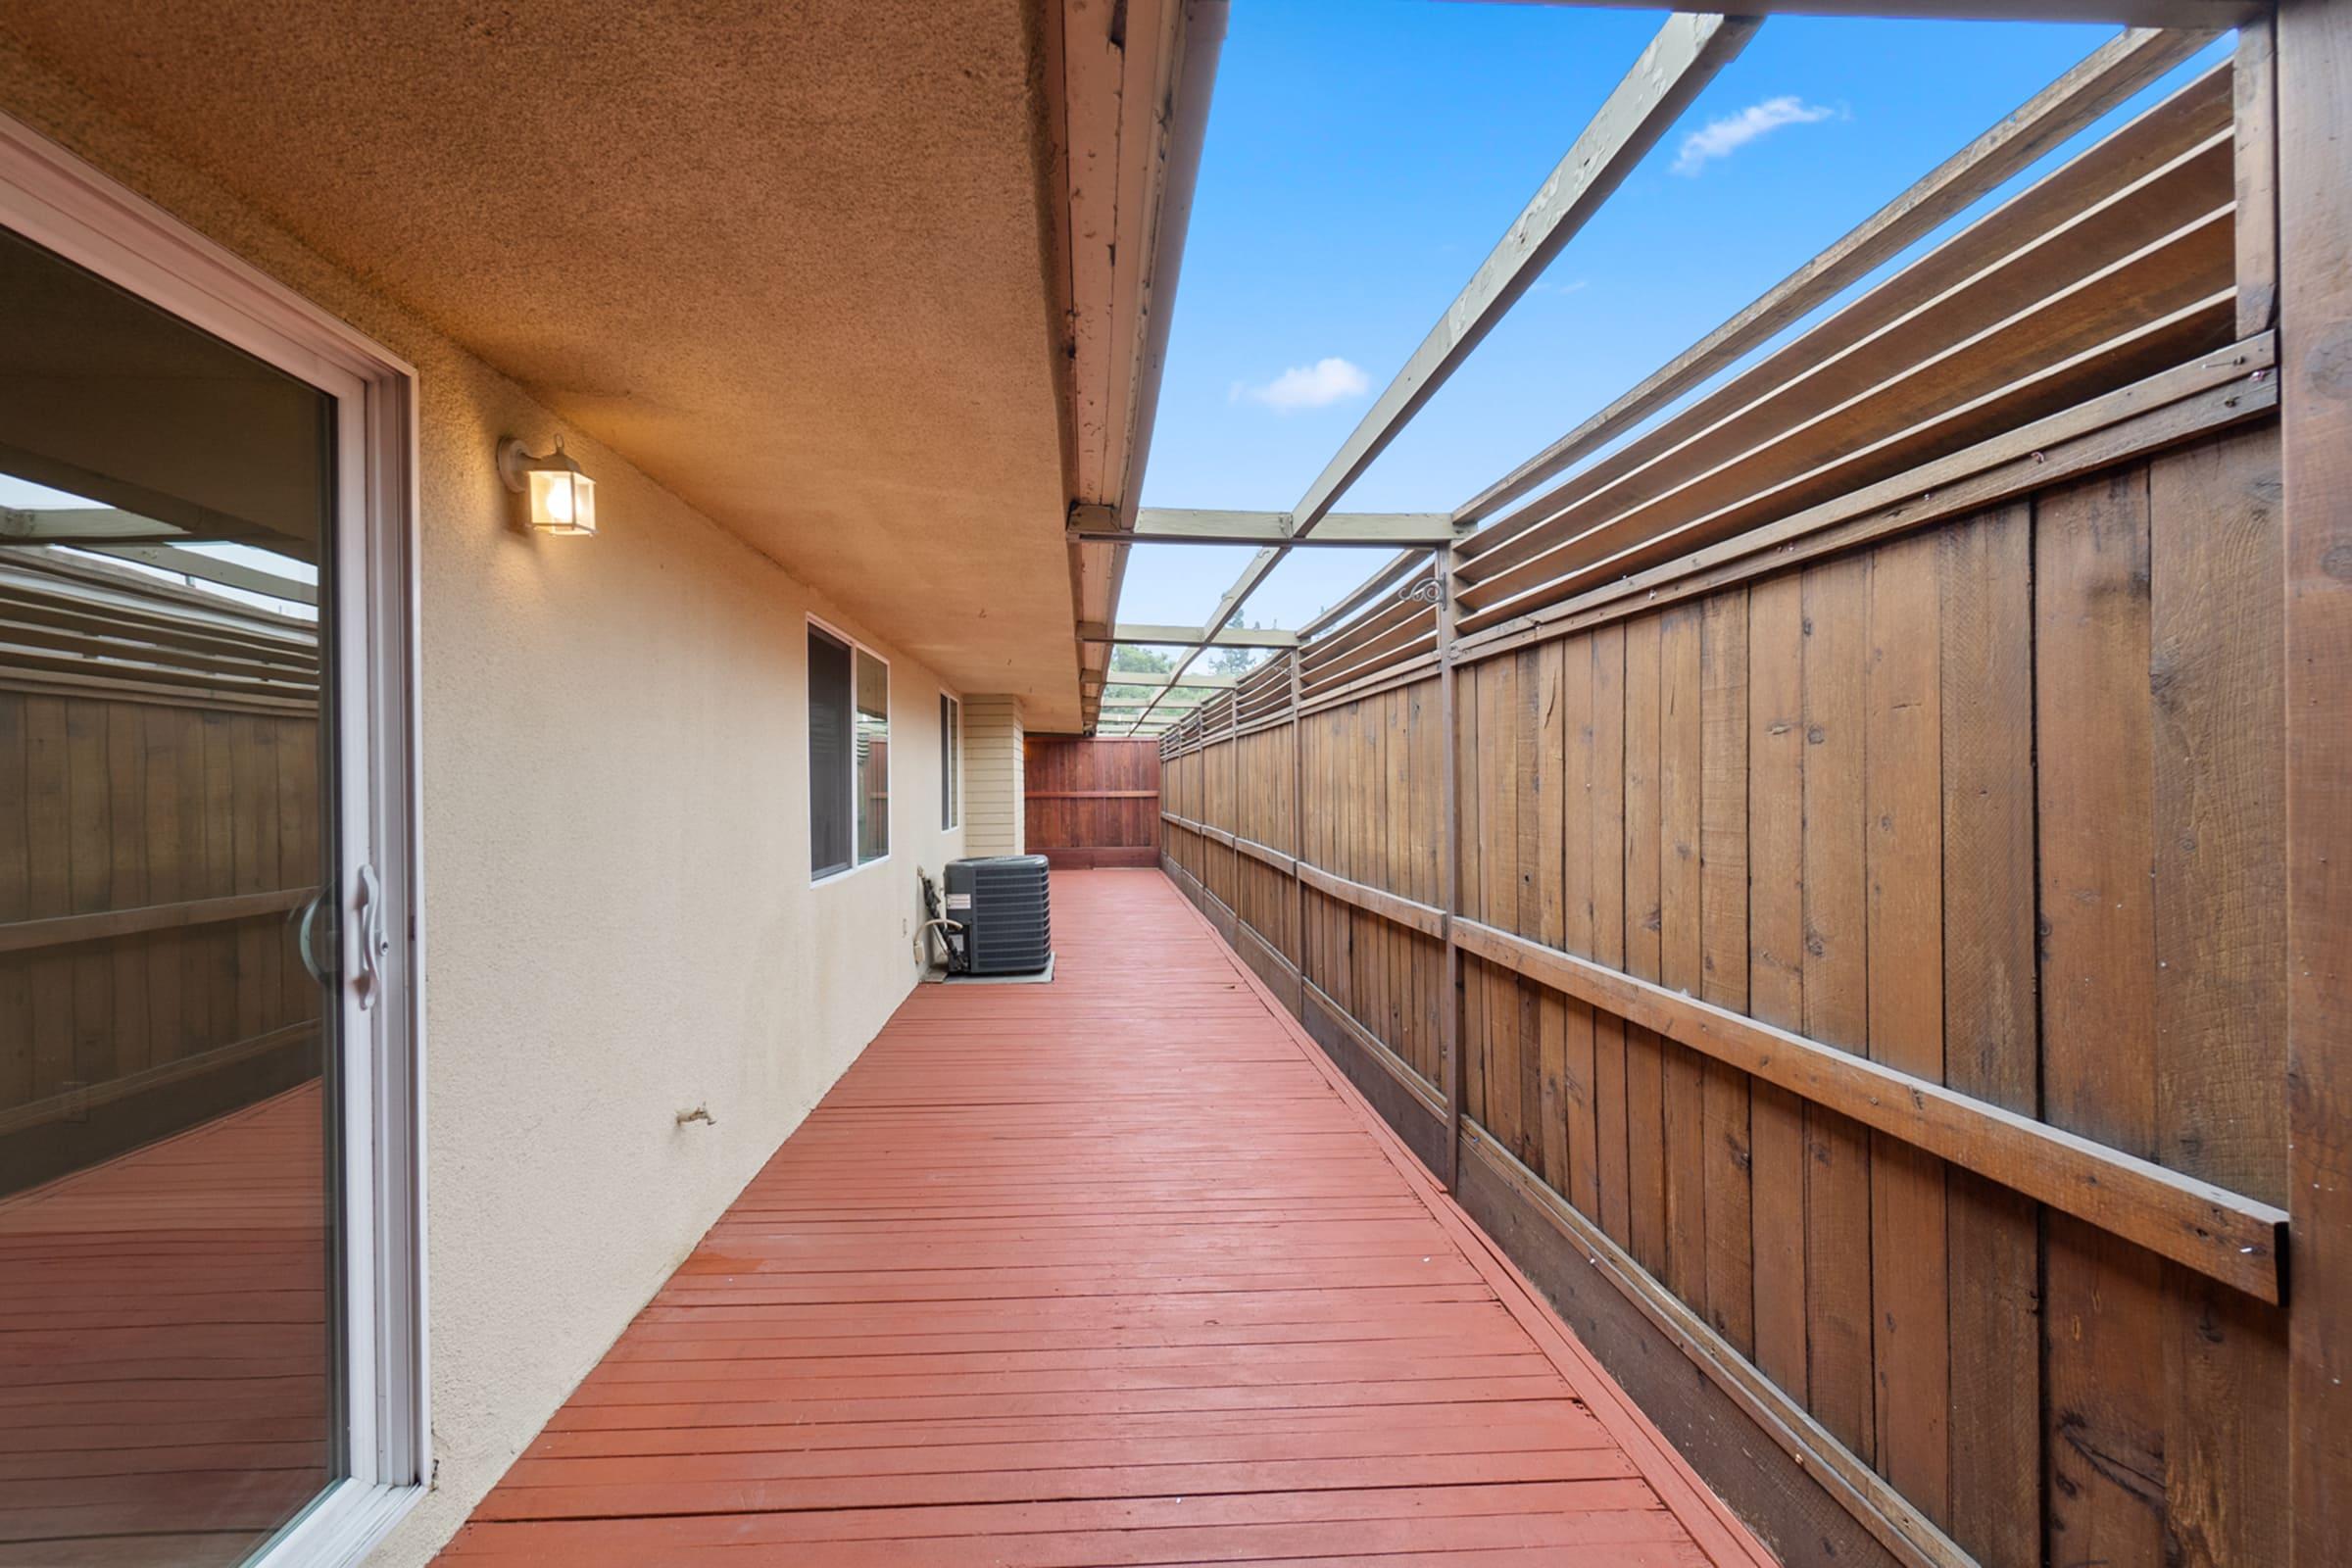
[0,1083,331,1563]
[438,871,1775,1568]
[2278,5,2352,1562]
[2036,466,2167,1568]
[1934,502,2041,1568]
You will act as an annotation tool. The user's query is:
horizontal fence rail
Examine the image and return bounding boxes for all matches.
[1151,41,2307,1568]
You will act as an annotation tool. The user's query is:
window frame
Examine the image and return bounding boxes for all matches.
[808,613,891,886]
[940,691,961,831]
[0,110,427,1567]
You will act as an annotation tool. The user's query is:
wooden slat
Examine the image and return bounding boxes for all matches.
[2149,424,2289,1563]
[1288,13,1759,541]
[1743,574,1807,1408]
[1461,118,2234,592]
[1452,330,2277,662]
[1462,1124,1973,1568]
[1138,12,1760,731]
[0,1084,331,1555]
[440,872,1776,1568]
[2278,4,2352,1560]
[1459,212,2236,625]
[1447,916,2286,1301]
[2034,460,2165,1566]
[1107,511,1458,547]
[1934,503,2040,1567]
[1296,859,1447,942]
[2233,18,2279,337]
[1861,533,1948,1524]
[1796,555,1875,1463]
[0,886,314,956]
[1457,29,2219,530]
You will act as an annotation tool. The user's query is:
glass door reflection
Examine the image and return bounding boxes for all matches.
[0,224,341,1565]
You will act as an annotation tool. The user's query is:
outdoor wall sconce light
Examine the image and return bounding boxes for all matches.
[497,435,597,536]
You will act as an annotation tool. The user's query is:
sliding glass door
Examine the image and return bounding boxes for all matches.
[0,124,420,1566]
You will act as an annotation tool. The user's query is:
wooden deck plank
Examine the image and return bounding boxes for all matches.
[0,1083,329,1563]
[439,871,1775,1567]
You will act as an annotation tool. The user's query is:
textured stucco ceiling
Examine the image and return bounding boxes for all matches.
[0,0,1085,722]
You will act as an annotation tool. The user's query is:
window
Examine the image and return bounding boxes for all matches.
[809,619,888,879]
[940,693,960,829]
[856,648,890,863]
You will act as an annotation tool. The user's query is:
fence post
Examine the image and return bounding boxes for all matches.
[1437,549,1463,1191]
[1290,650,1306,987]
[2279,0,2352,1556]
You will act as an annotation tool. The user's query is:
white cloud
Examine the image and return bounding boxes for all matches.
[1672,96,1838,176]
[1229,357,1372,413]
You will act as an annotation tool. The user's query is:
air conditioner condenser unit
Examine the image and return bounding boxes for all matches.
[943,855,1053,976]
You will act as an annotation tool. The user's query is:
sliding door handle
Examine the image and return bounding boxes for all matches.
[355,863,388,1010]
[289,889,333,986]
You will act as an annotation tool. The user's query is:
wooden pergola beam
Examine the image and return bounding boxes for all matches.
[2280,0,2352,1557]
[80,543,318,607]
[1453,24,2217,534]
[1088,670,1239,689]
[1473,0,2259,25]
[1072,509,1462,547]
[1291,12,1758,542]
[1119,11,1756,734]
[1300,550,1436,639]
[1084,621,1299,648]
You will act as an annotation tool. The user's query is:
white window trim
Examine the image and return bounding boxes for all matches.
[941,691,962,832]
[0,114,427,1565]
[808,613,890,886]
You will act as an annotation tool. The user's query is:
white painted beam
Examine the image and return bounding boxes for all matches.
[80,543,318,607]
[1091,622,1299,648]
[1091,670,1240,689]
[1077,509,1460,547]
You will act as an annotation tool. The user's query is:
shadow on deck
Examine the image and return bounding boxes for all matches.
[435,868,1774,1565]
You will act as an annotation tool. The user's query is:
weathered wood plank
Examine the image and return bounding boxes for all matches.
[1863,535,1949,1526]
[1798,556,1876,1464]
[1656,607,1707,1316]
[1934,502,2041,1568]
[2149,425,2289,1568]
[2278,4,2352,1558]
[1744,572,1808,1407]
[1697,592,1752,1359]
[2035,465,2167,1566]
[1446,918,2284,1303]
[1620,616,1668,1279]
[1456,27,2220,528]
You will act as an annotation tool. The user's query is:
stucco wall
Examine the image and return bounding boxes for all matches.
[0,43,969,1566]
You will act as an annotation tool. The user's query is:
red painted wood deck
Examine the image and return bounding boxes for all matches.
[0,1084,330,1567]
[440,870,1775,1567]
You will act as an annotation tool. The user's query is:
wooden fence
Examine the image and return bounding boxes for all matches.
[1158,44,2308,1568]
[1024,736,1159,868]
[0,549,322,1194]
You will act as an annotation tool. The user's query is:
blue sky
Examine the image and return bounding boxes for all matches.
[1121,2,2230,635]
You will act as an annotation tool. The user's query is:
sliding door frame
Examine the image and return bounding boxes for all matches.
[0,113,428,1564]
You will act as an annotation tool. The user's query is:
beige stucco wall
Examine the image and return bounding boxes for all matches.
[0,42,975,1566]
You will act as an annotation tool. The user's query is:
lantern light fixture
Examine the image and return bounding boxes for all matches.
[497,435,597,536]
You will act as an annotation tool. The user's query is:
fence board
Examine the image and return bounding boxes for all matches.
[1156,382,2295,1568]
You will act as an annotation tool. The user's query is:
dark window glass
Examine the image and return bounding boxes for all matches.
[808,625,853,877]
[855,650,889,864]
[940,695,958,828]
